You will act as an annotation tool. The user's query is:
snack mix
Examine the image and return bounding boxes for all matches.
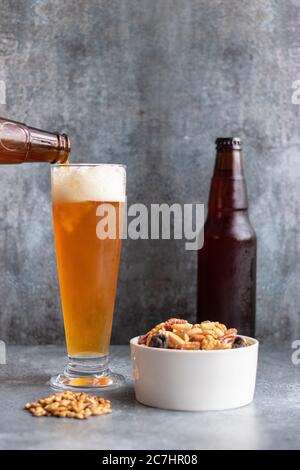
[138,318,249,350]
[24,391,111,419]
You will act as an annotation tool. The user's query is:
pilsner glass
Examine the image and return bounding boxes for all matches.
[50,164,126,391]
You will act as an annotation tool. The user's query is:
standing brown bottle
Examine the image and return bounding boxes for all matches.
[0,117,70,164]
[197,137,256,336]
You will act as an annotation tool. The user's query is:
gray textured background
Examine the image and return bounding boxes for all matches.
[0,0,299,344]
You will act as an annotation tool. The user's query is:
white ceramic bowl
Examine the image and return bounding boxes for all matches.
[130,336,259,411]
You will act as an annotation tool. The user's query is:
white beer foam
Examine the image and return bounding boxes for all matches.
[52,165,126,202]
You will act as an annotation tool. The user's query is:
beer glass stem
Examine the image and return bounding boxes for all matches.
[50,354,125,390]
[66,356,109,377]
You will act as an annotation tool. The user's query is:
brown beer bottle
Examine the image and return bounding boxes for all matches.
[0,117,70,164]
[197,137,256,336]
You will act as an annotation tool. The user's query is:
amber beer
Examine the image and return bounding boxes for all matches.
[51,165,126,358]
[197,138,256,336]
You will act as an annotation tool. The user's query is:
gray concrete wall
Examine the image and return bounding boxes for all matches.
[0,0,299,344]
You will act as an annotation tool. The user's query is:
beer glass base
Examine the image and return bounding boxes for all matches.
[49,356,125,392]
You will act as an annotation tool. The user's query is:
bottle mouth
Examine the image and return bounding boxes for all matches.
[215,137,241,150]
[56,133,70,163]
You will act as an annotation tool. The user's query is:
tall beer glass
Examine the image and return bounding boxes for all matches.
[50,164,126,391]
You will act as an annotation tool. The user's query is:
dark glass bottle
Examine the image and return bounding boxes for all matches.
[0,117,70,164]
[197,137,256,336]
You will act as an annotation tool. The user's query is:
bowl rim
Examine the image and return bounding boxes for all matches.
[130,335,258,354]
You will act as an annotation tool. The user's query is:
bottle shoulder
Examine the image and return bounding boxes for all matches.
[204,212,256,242]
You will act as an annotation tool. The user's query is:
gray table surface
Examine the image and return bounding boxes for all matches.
[0,343,299,450]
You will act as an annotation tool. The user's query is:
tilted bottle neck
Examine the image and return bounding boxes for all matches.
[25,126,70,163]
[208,148,249,212]
[0,117,70,164]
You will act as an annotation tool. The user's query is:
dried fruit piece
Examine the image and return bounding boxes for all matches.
[148,334,168,348]
[232,336,247,348]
